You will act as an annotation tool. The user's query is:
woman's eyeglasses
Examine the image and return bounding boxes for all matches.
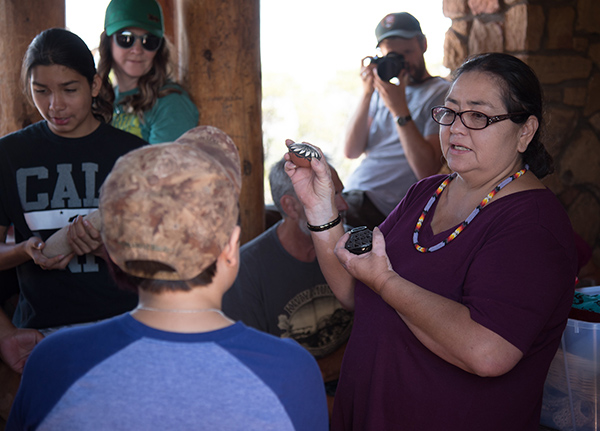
[113,31,163,52]
[431,106,529,130]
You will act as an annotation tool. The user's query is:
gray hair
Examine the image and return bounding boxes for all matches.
[268,158,296,217]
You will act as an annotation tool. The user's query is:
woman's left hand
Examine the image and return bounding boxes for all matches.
[334,227,395,295]
[67,215,103,256]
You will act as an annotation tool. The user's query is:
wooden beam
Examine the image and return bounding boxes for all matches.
[0,0,64,137]
[0,2,65,422]
[172,0,264,244]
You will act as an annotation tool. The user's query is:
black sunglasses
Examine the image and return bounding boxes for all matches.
[113,30,163,52]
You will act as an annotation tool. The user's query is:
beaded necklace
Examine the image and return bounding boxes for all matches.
[413,165,529,253]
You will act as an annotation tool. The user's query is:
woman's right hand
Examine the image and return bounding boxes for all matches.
[25,237,73,270]
[285,139,356,309]
[284,139,338,223]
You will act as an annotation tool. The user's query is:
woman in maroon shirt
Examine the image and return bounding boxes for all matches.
[284,53,577,430]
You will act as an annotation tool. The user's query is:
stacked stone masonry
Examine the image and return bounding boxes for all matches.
[442,0,600,272]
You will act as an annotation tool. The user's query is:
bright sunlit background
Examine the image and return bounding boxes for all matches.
[66,0,451,201]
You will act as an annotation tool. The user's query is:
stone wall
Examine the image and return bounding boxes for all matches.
[442,0,600,270]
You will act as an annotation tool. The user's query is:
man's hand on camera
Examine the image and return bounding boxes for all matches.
[359,57,376,96]
[374,70,409,116]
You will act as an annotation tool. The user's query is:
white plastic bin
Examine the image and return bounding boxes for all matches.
[541,313,600,430]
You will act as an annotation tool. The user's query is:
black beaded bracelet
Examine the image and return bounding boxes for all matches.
[306,214,342,232]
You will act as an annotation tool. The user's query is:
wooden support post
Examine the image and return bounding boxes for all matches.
[0,4,65,425]
[0,0,64,137]
[173,0,264,244]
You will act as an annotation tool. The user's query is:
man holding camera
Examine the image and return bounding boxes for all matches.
[342,12,450,230]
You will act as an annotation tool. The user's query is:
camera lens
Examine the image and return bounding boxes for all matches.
[376,53,406,82]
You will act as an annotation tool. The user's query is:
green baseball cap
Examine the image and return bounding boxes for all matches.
[104,0,164,38]
[375,12,423,46]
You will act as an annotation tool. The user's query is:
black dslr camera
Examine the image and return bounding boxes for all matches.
[364,52,406,82]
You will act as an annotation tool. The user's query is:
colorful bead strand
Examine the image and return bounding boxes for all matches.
[413,165,529,253]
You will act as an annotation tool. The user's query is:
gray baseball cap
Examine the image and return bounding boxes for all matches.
[375,12,423,46]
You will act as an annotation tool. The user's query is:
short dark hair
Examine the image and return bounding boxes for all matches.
[452,53,553,179]
[105,251,218,294]
[268,158,297,216]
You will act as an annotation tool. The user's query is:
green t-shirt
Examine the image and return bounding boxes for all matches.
[112,82,199,144]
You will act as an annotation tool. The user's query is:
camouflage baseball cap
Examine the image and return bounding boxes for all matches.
[104,0,164,37]
[100,126,241,281]
[375,12,423,46]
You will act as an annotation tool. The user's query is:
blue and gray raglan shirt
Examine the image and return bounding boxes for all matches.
[7,314,328,431]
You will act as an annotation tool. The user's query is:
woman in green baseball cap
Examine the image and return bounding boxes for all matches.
[98,0,199,144]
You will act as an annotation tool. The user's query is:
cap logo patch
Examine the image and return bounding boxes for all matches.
[383,14,396,29]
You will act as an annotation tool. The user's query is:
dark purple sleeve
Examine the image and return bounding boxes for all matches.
[462,198,577,353]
